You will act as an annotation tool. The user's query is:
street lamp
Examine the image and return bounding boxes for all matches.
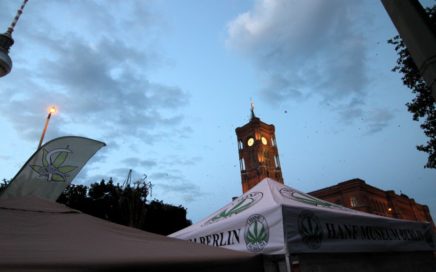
[37,106,56,149]
[0,0,29,78]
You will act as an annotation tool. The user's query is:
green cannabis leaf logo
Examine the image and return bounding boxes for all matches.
[30,147,77,182]
[246,221,267,244]
[244,214,269,252]
[204,192,263,226]
[280,188,348,211]
[298,211,323,249]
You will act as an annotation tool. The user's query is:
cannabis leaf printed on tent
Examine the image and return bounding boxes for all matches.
[246,220,268,245]
[205,192,263,225]
[298,211,323,250]
[214,198,252,220]
[30,147,77,182]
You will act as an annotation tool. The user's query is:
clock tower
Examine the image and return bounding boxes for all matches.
[235,103,284,193]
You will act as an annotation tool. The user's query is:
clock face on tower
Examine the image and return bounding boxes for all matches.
[261,136,267,145]
[247,137,254,146]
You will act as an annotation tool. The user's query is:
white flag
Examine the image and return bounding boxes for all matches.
[1,136,105,201]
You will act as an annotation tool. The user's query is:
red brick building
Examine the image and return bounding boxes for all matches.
[309,178,434,226]
[235,107,284,193]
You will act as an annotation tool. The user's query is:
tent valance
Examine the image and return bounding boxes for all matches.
[170,178,435,254]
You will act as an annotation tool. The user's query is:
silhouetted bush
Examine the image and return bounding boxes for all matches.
[57,179,191,235]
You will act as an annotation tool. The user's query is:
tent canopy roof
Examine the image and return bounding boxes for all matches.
[0,196,262,271]
[170,178,435,255]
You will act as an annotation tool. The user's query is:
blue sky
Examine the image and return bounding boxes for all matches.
[0,0,434,223]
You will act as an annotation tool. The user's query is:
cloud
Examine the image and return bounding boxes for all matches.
[227,0,369,107]
[365,108,394,134]
[0,1,190,145]
[336,98,366,124]
[122,157,157,168]
[150,171,202,203]
[0,0,196,190]
[0,155,11,160]
[165,155,202,166]
[39,37,188,138]
[337,102,394,134]
[156,181,201,203]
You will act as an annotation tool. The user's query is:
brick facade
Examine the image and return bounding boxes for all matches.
[235,111,284,193]
[308,178,434,226]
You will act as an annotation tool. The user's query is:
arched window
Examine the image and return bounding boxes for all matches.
[274,156,281,168]
[350,196,358,207]
[238,140,243,150]
[240,158,246,171]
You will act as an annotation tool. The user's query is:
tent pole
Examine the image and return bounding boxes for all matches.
[285,254,292,272]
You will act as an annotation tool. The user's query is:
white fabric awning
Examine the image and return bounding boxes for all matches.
[170,178,435,254]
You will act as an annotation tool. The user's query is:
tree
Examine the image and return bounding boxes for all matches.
[0,179,10,194]
[56,183,90,212]
[143,200,192,235]
[57,179,191,235]
[388,5,436,168]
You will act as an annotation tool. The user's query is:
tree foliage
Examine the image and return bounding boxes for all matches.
[388,5,436,168]
[0,179,10,193]
[57,179,191,235]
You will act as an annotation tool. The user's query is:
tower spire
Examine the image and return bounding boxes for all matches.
[6,0,29,36]
[250,98,256,119]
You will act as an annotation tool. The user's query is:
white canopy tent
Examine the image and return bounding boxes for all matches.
[170,178,435,255]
